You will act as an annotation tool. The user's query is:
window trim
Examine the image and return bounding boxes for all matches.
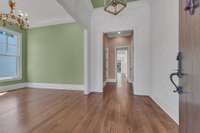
[0,27,22,82]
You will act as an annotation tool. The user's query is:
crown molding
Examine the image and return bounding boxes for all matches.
[30,17,75,28]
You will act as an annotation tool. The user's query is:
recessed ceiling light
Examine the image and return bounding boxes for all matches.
[118,32,121,34]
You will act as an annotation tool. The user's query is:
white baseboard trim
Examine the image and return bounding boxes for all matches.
[84,90,90,95]
[0,83,27,92]
[106,79,116,83]
[26,83,84,91]
[134,89,150,96]
[89,88,103,93]
[103,81,107,87]
[150,95,179,124]
[0,82,84,92]
[128,79,133,84]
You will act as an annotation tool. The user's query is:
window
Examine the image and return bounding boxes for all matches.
[0,28,22,81]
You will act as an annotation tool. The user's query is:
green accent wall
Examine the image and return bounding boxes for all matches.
[0,24,27,86]
[27,23,84,84]
[91,0,137,8]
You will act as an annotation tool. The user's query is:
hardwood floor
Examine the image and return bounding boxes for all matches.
[0,80,178,133]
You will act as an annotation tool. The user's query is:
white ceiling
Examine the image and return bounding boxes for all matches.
[0,0,75,28]
[57,0,93,29]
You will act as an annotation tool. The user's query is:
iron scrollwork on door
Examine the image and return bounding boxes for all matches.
[185,0,199,15]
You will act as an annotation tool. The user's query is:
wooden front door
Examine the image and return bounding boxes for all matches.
[179,0,200,132]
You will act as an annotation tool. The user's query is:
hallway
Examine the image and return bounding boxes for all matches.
[0,78,178,133]
[103,77,178,133]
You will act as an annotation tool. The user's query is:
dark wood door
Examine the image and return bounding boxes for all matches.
[180,0,200,132]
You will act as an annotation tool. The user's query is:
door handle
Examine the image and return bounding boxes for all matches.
[170,52,184,94]
[170,72,183,94]
[185,0,199,15]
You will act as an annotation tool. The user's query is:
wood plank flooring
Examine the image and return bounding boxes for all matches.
[0,80,178,133]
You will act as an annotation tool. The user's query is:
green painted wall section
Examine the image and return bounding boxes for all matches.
[27,23,84,84]
[0,24,27,86]
[91,0,136,8]
[0,23,84,86]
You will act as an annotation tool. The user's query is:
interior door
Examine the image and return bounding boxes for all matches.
[179,0,200,132]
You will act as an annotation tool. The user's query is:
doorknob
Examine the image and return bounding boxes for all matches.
[170,52,184,94]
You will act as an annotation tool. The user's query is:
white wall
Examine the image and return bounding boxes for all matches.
[90,0,151,94]
[150,0,179,123]
[56,0,94,93]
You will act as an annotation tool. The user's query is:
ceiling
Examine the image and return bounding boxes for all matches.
[0,0,139,28]
[106,30,133,38]
[0,0,74,28]
[91,0,137,8]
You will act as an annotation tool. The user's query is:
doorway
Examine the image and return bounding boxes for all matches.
[103,30,133,88]
[116,47,128,82]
